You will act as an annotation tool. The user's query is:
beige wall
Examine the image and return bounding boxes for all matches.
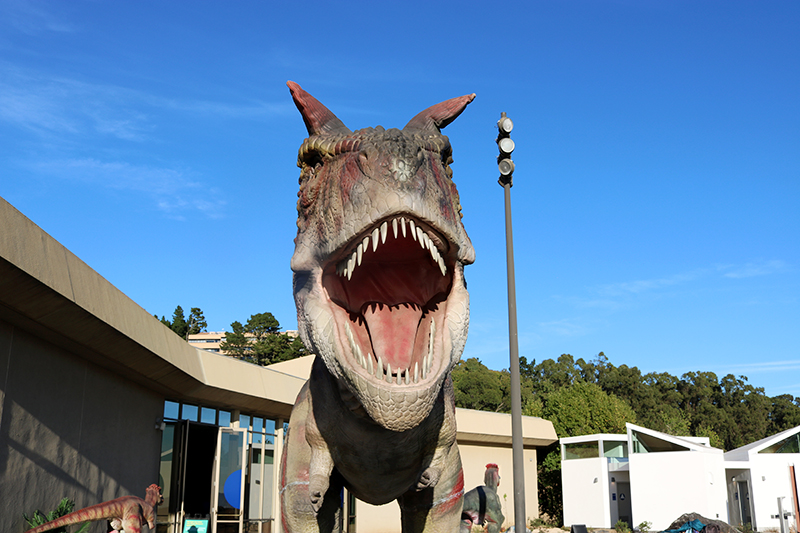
[0,318,163,533]
[353,443,540,533]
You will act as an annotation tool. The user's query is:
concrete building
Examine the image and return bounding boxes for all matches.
[187,331,299,355]
[0,196,557,533]
[561,423,800,533]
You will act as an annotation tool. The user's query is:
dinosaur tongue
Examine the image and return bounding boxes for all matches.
[361,302,421,372]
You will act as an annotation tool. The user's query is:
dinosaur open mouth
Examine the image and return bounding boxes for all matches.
[322,216,453,386]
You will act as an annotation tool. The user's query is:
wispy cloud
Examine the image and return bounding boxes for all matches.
[30,158,226,219]
[0,0,76,35]
[598,271,702,297]
[0,62,291,141]
[713,360,800,375]
[538,319,592,337]
[718,260,788,279]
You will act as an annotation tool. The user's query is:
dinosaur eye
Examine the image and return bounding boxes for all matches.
[302,149,324,170]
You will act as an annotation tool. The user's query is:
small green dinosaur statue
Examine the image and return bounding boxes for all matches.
[460,464,505,533]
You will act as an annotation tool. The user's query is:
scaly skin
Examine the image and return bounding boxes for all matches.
[23,485,161,533]
[281,82,475,533]
[460,464,505,533]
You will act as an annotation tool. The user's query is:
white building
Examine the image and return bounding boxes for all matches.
[561,423,800,532]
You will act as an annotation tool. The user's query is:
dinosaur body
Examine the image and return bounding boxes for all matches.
[23,485,161,533]
[280,82,475,533]
[460,464,505,533]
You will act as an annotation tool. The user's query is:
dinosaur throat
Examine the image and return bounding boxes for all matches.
[322,216,453,386]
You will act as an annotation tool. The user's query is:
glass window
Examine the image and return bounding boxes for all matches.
[252,417,264,433]
[219,410,232,427]
[163,400,179,419]
[180,404,198,421]
[759,433,800,454]
[264,419,276,436]
[240,415,251,430]
[564,442,599,460]
[604,442,628,459]
[200,407,217,425]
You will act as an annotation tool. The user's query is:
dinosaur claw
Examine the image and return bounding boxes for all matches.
[309,474,330,515]
[310,491,324,514]
[416,466,441,490]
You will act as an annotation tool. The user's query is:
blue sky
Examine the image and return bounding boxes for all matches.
[1,1,798,397]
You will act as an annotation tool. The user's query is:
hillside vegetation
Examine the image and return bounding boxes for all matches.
[451,353,800,524]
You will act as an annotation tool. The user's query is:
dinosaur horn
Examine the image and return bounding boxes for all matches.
[403,93,476,132]
[287,81,352,136]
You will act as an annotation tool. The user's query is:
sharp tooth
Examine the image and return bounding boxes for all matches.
[377,356,383,378]
[362,236,369,251]
[409,219,416,240]
[429,244,437,260]
[357,243,363,266]
[380,221,388,244]
[348,254,355,273]
[346,322,354,343]
[400,217,407,237]
[422,363,427,380]
[397,371,402,385]
[404,370,410,385]
[392,218,398,239]
[438,257,446,276]
[417,228,426,248]
[368,354,374,375]
[414,362,419,383]
[386,363,392,383]
[372,228,380,252]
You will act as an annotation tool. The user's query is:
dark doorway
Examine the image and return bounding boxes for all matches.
[182,422,219,517]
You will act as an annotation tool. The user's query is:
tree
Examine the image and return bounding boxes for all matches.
[219,312,306,366]
[170,306,189,339]
[219,321,251,359]
[187,307,207,336]
[451,358,505,412]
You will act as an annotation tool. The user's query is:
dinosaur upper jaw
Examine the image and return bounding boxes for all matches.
[295,213,470,431]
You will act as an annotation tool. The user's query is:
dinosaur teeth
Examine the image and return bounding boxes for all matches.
[414,362,419,383]
[386,363,392,383]
[335,216,448,278]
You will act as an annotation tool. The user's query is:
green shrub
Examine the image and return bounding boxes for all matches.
[615,520,631,533]
[23,498,90,533]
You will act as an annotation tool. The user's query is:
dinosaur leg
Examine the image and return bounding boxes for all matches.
[120,505,143,533]
[280,385,343,533]
[398,446,464,533]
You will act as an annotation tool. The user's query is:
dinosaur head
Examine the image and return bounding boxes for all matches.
[288,82,475,432]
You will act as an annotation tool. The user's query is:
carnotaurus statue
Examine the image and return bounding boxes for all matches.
[280,82,476,533]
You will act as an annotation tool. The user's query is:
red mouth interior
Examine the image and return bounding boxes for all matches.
[323,228,452,375]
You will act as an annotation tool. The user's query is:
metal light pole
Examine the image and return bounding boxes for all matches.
[496,112,527,533]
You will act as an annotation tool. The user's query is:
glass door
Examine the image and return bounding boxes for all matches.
[211,427,247,533]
